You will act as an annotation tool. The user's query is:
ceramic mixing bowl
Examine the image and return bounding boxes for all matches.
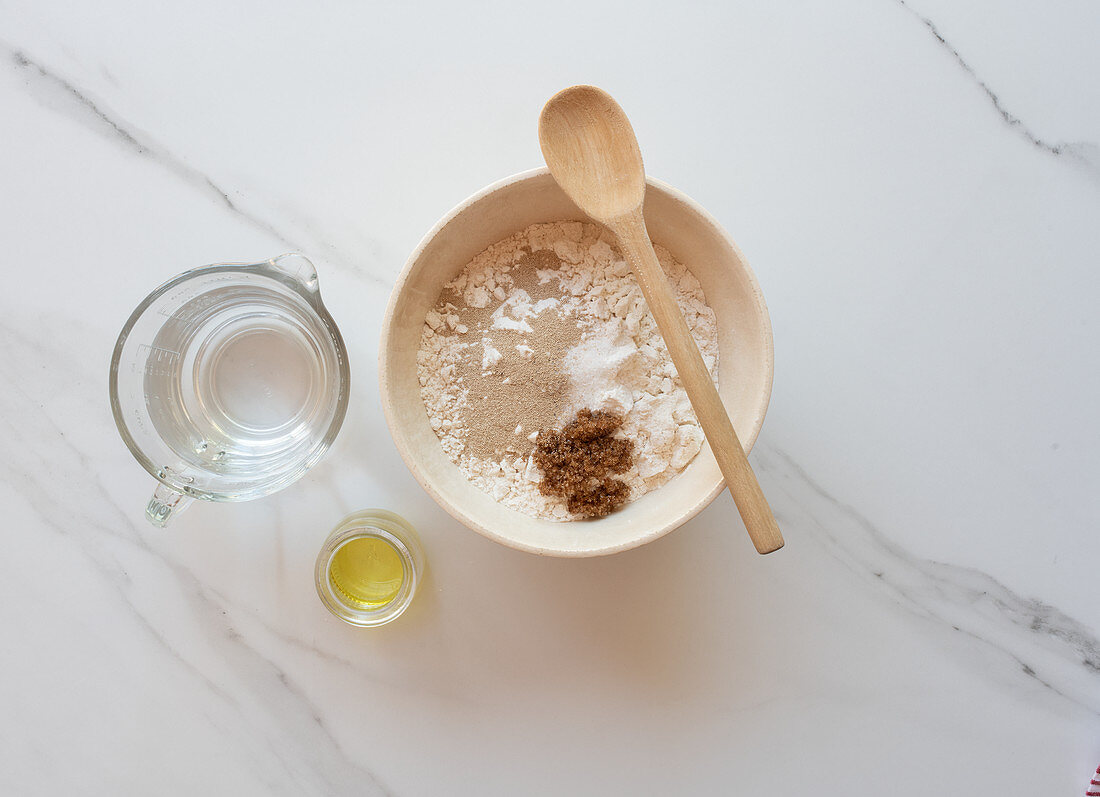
[379,168,773,557]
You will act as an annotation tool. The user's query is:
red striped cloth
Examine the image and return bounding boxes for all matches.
[1087,764,1100,796]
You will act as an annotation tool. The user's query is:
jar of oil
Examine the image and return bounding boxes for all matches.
[315,509,425,627]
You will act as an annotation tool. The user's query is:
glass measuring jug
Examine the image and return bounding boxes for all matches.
[109,254,350,527]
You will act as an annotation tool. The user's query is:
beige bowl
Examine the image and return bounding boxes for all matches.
[380,168,773,557]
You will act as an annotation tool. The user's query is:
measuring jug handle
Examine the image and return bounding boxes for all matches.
[146,483,192,527]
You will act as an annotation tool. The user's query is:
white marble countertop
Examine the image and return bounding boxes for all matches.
[2,1,1098,794]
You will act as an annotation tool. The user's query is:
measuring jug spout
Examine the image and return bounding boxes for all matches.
[268,253,321,295]
[146,482,192,528]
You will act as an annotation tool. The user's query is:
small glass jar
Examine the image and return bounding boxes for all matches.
[315,509,425,627]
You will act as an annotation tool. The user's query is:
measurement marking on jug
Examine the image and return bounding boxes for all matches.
[138,344,181,376]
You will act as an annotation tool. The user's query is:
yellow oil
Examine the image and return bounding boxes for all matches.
[328,536,405,609]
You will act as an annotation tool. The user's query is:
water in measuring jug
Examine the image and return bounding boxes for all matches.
[143,283,340,480]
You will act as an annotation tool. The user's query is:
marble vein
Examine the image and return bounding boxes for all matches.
[3,42,389,287]
[0,319,390,795]
[757,445,1100,716]
[206,577,469,713]
[895,0,1100,181]
[4,43,296,250]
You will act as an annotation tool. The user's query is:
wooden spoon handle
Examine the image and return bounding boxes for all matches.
[609,210,784,554]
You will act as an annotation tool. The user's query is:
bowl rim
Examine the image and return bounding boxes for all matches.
[379,166,774,556]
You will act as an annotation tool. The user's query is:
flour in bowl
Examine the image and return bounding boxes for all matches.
[417,221,719,521]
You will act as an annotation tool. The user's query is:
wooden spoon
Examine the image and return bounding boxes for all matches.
[538,85,784,554]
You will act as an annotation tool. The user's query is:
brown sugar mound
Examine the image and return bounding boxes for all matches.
[533,409,635,518]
